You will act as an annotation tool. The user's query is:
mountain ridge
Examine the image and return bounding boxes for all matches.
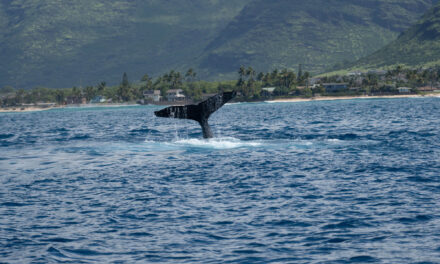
[0,0,437,88]
[198,0,438,79]
[347,2,440,69]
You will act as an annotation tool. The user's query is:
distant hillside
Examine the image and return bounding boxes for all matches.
[0,0,437,88]
[0,0,251,88]
[348,3,440,69]
[198,0,438,79]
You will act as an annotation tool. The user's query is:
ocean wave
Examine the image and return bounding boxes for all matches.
[0,133,14,139]
[171,137,263,149]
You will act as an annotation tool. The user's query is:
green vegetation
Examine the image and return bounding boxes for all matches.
[2,64,440,108]
[0,0,251,88]
[0,0,437,89]
[199,0,438,78]
[0,67,311,107]
[318,65,440,95]
[344,3,440,70]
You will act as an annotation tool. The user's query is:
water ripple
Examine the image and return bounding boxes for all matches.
[0,98,440,263]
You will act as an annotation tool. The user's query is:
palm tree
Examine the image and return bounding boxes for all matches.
[185,68,197,82]
[238,66,246,80]
[247,67,256,81]
[97,81,106,93]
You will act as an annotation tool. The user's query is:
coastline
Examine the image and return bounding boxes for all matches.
[1,94,438,113]
[0,103,140,113]
[0,106,58,113]
[265,93,439,103]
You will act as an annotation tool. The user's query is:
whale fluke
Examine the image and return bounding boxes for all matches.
[154,91,237,138]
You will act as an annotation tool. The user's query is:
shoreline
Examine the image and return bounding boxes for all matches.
[0,103,140,113]
[0,106,59,113]
[1,94,438,113]
[265,93,439,103]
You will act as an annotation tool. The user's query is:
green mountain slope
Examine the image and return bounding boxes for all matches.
[0,0,437,88]
[198,0,437,78]
[349,3,440,69]
[0,0,251,88]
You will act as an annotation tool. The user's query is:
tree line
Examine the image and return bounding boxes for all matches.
[321,65,440,95]
[0,66,313,107]
[3,64,438,107]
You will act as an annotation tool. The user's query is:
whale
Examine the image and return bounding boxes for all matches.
[154,91,237,138]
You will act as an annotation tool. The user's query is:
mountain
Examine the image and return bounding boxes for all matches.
[0,0,251,88]
[198,0,438,79]
[347,3,440,69]
[0,0,437,88]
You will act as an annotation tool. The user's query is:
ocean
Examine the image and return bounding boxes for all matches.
[1,97,440,263]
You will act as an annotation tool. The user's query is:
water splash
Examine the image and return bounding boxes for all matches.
[171,137,263,149]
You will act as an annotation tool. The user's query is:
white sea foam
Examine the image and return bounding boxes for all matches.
[225,102,244,106]
[142,137,325,151]
[171,137,263,149]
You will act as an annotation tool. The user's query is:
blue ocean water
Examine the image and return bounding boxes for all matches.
[1,97,440,263]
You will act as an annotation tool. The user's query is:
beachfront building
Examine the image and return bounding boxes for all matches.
[323,83,348,93]
[261,87,276,97]
[144,90,161,102]
[90,96,106,104]
[348,71,363,76]
[397,87,412,94]
[418,86,436,93]
[167,89,186,102]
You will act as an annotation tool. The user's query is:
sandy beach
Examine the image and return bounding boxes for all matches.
[0,106,59,113]
[0,103,141,113]
[265,93,439,103]
[1,94,439,112]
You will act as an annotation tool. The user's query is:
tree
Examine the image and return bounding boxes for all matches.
[117,72,132,101]
[297,64,303,82]
[238,66,246,81]
[247,67,255,81]
[55,90,65,105]
[171,71,183,89]
[16,89,25,104]
[185,68,197,83]
[140,74,153,94]
[84,86,96,101]
[97,81,106,93]
[72,86,82,98]
[0,86,14,94]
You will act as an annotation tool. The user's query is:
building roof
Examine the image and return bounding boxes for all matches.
[262,87,276,92]
[144,90,161,95]
[418,86,435,91]
[167,89,183,94]
[322,83,348,86]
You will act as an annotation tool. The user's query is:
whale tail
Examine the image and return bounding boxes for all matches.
[154,91,237,138]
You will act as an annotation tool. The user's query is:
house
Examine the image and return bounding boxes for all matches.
[309,78,321,85]
[368,70,387,75]
[66,96,87,104]
[322,83,348,92]
[418,86,436,92]
[144,90,161,102]
[36,102,56,108]
[348,71,363,76]
[90,96,106,104]
[397,87,412,94]
[261,87,276,97]
[167,89,186,102]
